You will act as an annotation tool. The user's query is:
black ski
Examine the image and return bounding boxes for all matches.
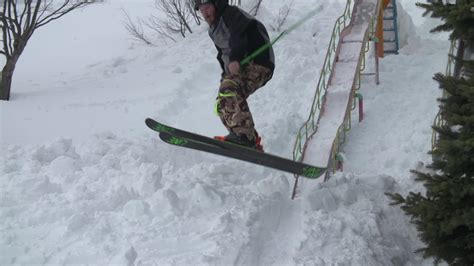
[145,118,326,179]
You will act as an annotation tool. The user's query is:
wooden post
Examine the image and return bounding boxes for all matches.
[375,0,391,58]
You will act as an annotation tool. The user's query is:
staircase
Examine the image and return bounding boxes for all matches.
[383,0,399,54]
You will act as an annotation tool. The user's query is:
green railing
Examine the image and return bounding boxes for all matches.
[328,26,373,172]
[292,0,357,163]
[431,39,457,151]
[329,6,383,171]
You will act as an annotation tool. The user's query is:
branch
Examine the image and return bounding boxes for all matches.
[1,1,14,58]
[153,0,187,39]
[250,0,263,16]
[18,0,30,27]
[145,14,177,42]
[271,1,293,32]
[11,0,22,35]
[122,9,154,45]
[35,1,90,29]
[0,0,93,61]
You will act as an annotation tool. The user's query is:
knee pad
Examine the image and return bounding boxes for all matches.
[214,91,238,116]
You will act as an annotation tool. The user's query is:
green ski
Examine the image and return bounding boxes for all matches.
[146,118,326,179]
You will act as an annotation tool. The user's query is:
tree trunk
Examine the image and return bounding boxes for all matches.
[0,60,17,101]
[0,40,27,101]
[454,39,465,79]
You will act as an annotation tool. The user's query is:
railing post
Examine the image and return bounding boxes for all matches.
[356,93,364,122]
[374,38,380,84]
[336,154,344,171]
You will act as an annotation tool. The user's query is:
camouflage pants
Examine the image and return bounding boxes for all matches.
[216,63,273,141]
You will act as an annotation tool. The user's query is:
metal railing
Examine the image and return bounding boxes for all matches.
[290,0,384,199]
[327,25,373,174]
[292,0,358,163]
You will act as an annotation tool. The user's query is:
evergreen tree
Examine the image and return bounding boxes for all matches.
[416,0,474,44]
[387,1,474,265]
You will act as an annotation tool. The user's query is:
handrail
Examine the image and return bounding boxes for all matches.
[290,0,384,199]
[328,25,373,173]
[292,0,357,163]
[431,39,457,151]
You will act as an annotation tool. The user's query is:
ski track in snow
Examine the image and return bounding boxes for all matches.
[1,0,448,265]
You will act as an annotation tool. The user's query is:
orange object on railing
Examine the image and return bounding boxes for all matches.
[375,0,391,58]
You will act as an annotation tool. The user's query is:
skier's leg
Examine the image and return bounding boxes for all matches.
[216,74,253,138]
[216,63,272,142]
[240,63,273,96]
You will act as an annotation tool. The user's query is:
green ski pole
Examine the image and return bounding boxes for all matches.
[240,6,322,66]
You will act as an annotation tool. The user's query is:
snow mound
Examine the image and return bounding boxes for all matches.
[297,174,424,265]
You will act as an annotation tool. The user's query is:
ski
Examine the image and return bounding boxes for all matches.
[145,118,326,179]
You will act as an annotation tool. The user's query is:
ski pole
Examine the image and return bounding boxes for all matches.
[240,5,322,66]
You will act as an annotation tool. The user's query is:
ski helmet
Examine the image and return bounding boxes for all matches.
[194,0,214,10]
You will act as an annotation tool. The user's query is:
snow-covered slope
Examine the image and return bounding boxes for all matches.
[1,0,449,264]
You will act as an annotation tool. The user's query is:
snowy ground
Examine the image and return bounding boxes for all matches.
[1,0,449,265]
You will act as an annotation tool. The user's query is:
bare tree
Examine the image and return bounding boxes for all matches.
[270,1,293,32]
[187,0,201,26]
[155,0,193,39]
[0,0,94,101]
[123,10,153,45]
[123,0,243,44]
[123,0,191,45]
[249,0,263,16]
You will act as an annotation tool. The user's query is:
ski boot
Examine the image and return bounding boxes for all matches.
[214,132,264,152]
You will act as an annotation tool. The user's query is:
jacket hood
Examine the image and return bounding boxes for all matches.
[195,0,228,17]
[213,0,229,14]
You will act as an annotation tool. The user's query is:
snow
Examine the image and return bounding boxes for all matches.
[0,0,449,265]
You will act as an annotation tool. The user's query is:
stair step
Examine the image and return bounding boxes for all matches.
[384,20,395,30]
[383,0,399,54]
[384,30,396,37]
[384,42,397,51]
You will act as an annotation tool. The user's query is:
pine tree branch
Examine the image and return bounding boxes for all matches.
[385,192,406,206]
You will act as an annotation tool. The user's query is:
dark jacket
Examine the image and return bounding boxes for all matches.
[208,0,275,76]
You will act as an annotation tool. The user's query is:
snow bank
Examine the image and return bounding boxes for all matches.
[297,173,425,265]
[399,0,450,40]
[396,1,418,49]
[0,137,428,265]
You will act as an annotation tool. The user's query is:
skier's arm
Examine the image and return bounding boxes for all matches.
[215,45,225,79]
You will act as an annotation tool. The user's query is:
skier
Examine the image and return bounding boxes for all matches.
[194,0,275,151]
